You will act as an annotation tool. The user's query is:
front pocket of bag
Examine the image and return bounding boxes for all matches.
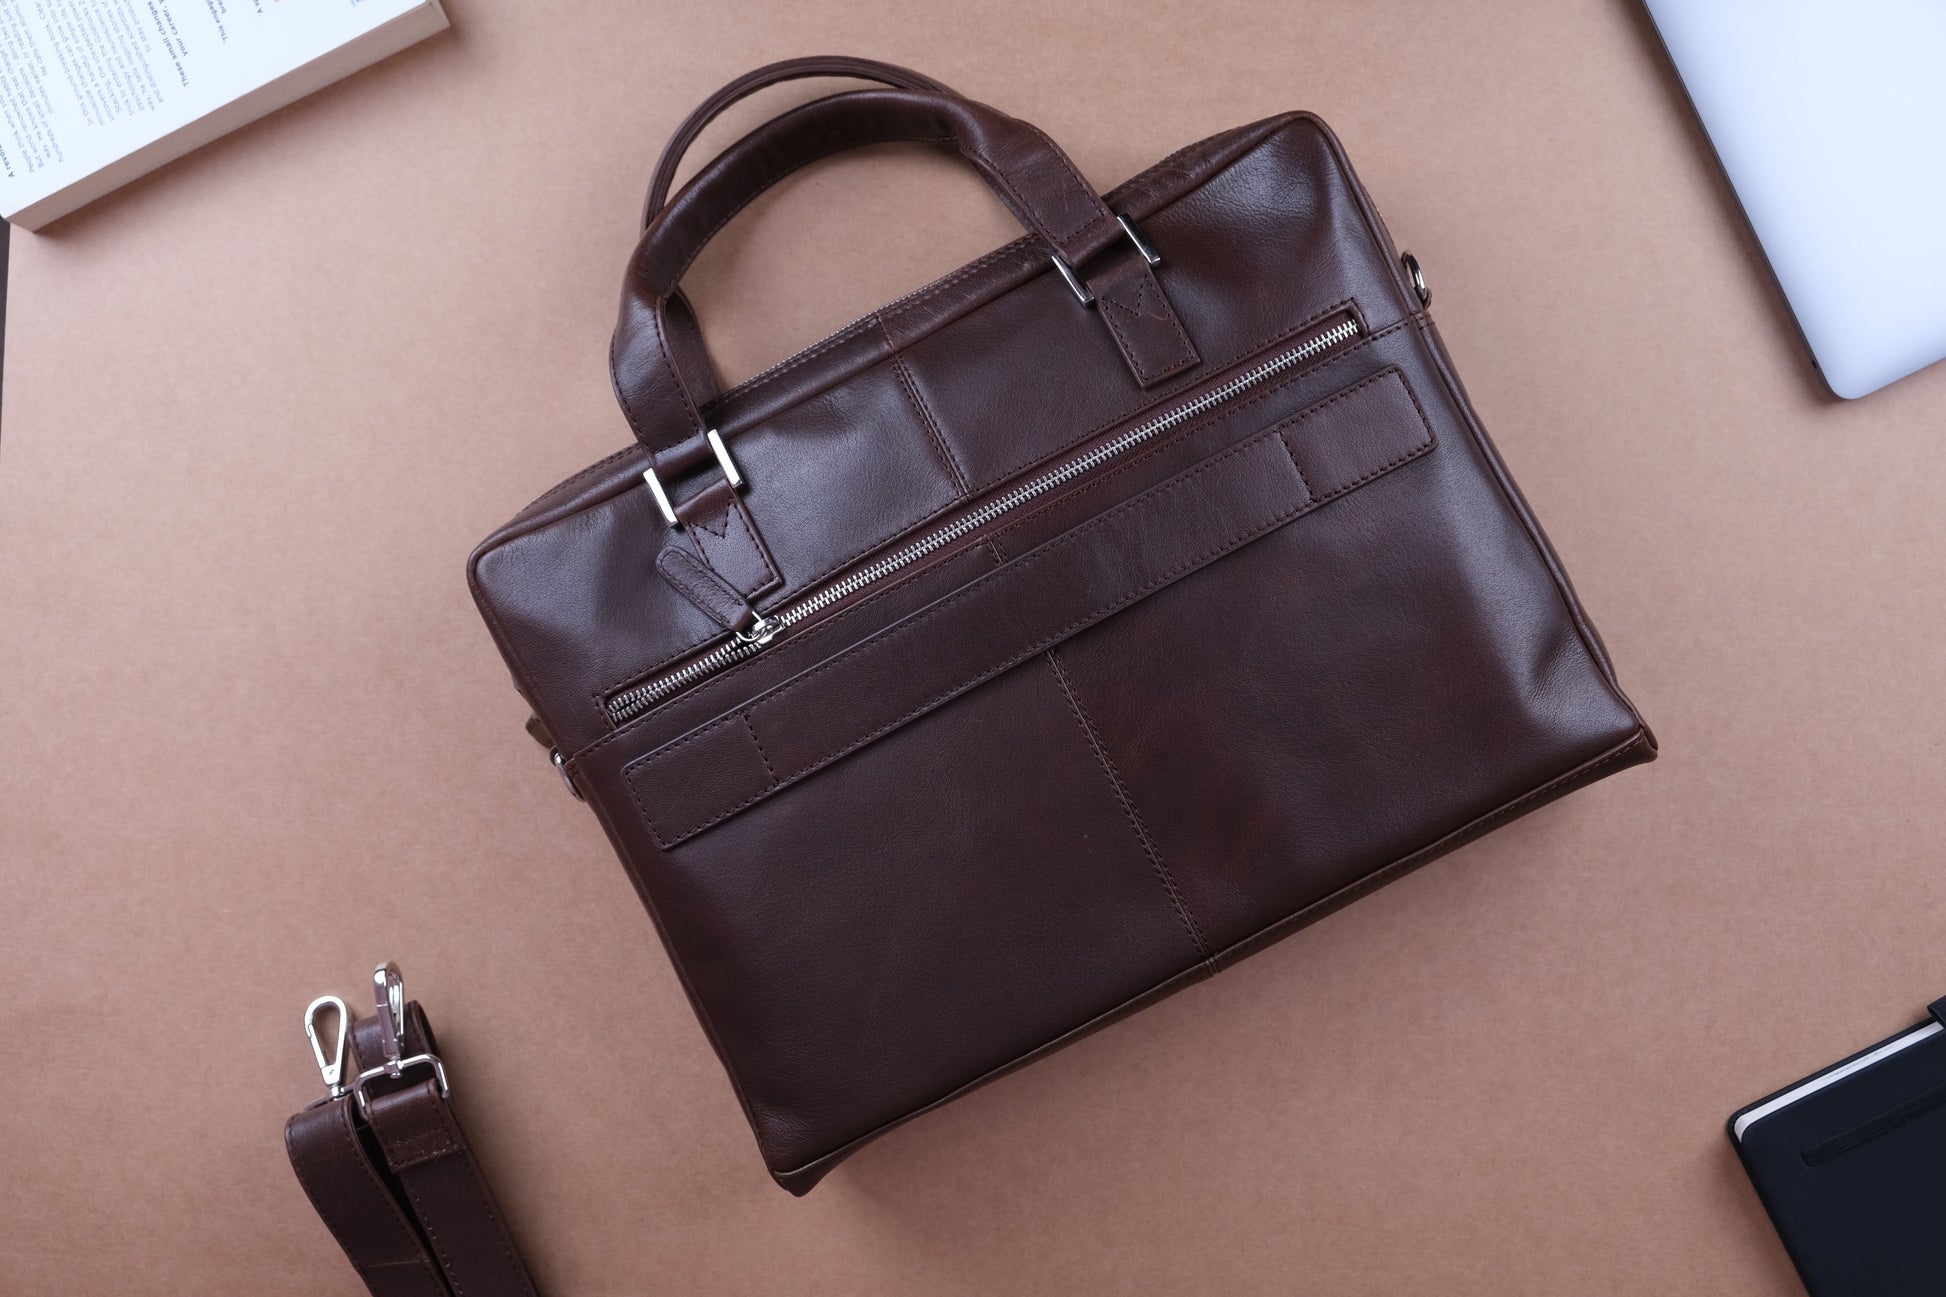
[624,366,1435,849]
[604,365,1435,1171]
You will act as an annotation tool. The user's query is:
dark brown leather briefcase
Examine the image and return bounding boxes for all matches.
[469,56,1655,1193]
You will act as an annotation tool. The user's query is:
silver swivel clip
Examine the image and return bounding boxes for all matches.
[302,994,350,1108]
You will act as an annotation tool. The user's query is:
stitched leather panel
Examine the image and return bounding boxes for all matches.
[625,369,1432,847]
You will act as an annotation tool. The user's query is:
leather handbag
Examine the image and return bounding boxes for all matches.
[468,55,1656,1194]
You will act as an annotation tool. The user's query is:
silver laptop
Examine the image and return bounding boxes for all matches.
[1643,2,1946,398]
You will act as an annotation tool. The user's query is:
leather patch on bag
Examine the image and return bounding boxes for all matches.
[677,478,783,600]
[1089,255,1200,386]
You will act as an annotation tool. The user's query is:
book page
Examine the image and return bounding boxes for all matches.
[0,0,423,217]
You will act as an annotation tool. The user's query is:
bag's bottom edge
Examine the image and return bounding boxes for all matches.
[767,724,1659,1194]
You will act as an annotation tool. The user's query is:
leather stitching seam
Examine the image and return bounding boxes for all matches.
[1277,431,1315,503]
[641,305,703,451]
[882,322,970,496]
[717,315,878,402]
[717,243,1029,409]
[955,129,1110,249]
[687,497,781,595]
[873,244,1030,342]
[1095,269,1198,383]
[1045,650,1213,966]
[391,1118,537,1297]
[742,713,779,784]
[425,1108,538,1297]
[514,444,639,519]
[285,1110,440,1285]
[658,549,741,628]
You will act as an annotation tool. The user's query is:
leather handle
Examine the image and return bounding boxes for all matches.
[613,86,1131,452]
[641,56,954,224]
[643,59,956,417]
[635,88,1125,299]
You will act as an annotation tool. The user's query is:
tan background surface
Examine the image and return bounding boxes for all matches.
[4,1,1943,1293]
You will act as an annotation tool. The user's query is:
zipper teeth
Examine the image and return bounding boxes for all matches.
[607,315,1360,724]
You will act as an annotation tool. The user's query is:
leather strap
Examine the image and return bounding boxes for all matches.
[286,1098,453,1297]
[286,1000,541,1297]
[642,56,953,224]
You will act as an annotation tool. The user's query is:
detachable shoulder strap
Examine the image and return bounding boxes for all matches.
[286,968,541,1297]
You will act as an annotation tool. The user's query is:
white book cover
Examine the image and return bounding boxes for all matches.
[0,0,447,230]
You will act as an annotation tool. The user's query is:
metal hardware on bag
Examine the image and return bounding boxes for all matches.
[643,427,745,528]
[706,428,743,488]
[642,463,681,527]
[552,749,584,801]
[1116,214,1161,267]
[1051,213,1162,306]
[373,961,406,1062]
[732,613,778,648]
[348,961,451,1118]
[350,1053,451,1119]
[1402,252,1430,307]
[303,995,350,1105]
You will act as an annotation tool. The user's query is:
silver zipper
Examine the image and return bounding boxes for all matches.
[607,314,1361,724]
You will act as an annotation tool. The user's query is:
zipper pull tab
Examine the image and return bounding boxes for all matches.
[732,613,779,648]
[657,541,759,633]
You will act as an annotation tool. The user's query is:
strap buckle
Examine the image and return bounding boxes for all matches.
[1050,213,1161,306]
[643,427,744,528]
[346,961,452,1118]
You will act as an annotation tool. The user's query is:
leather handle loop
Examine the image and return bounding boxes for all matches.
[645,60,956,414]
[615,86,1125,451]
[636,88,1122,297]
[642,56,954,225]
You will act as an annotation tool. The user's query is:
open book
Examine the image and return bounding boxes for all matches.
[0,0,448,230]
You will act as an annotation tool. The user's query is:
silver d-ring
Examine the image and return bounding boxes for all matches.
[349,1053,451,1119]
[1401,252,1430,307]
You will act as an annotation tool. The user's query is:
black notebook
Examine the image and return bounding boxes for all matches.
[1729,996,1946,1296]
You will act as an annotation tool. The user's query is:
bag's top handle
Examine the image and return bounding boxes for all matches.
[641,58,959,425]
[614,80,1199,460]
[641,56,954,225]
[613,64,1199,629]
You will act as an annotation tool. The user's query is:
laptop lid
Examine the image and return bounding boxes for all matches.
[1643,1,1946,398]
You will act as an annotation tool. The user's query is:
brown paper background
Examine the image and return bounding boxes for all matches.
[4,1,1943,1292]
